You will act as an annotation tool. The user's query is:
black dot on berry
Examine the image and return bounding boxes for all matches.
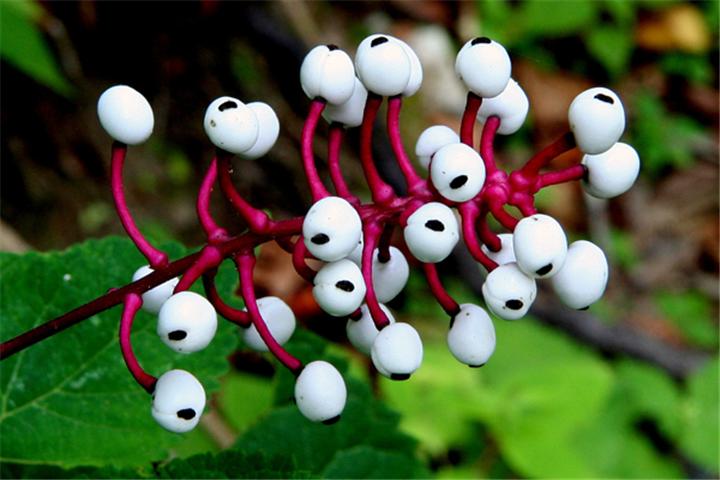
[218,100,238,111]
[311,233,330,245]
[176,408,196,420]
[535,264,553,276]
[450,175,468,189]
[322,415,341,425]
[327,44,339,51]
[594,93,614,105]
[168,330,187,341]
[425,220,445,232]
[371,36,389,47]
[469,363,485,368]
[578,306,590,311]
[391,373,411,381]
[505,299,524,310]
[335,280,355,292]
[472,37,492,45]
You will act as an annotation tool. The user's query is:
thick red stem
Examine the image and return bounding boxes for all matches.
[359,94,396,205]
[119,293,157,393]
[302,100,331,202]
[460,92,482,147]
[422,263,460,315]
[216,149,272,234]
[386,96,427,196]
[197,159,230,243]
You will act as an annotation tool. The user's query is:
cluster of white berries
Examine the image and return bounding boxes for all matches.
[97,31,640,431]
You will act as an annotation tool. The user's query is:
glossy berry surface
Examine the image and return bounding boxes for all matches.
[313,259,367,317]
[203,96,260,155]
[513,214,568,279]
[132,265,179,315]
[294,360,347,423]
[302,196,362,262]
[151,369,206,434]
[447,303,496,367]
[157,291,218,354]
[455,37,511,98]
[551,240,609,310]
[242,296,296,351]
[346,303,396,355]
[403,202,459,263]
[581,142,641,199]
[568,87,625,155]
[371,322,423,380]
[482,262,537,321]
[97,85,154,145]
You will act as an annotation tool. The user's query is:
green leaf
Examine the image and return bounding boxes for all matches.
[0,237,238,468]
[0,1,75,97]
[322,445,427,479]
[518,0,599,39]
[655,290,719,348]
[679,356,720,472]
[584,26,634,79]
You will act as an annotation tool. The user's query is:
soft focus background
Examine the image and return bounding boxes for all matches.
[1,1,718,478]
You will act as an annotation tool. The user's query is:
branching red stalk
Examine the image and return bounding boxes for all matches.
[119,293,157,393]
[460,92,482,147]
[422,263,460,315]
[359,94,396,205]
[302,100,332,202]
[197,159,230,243]
[202,268,251,327]
[328,122,360,206]
[386,96,427,196]
[216,149,272,234]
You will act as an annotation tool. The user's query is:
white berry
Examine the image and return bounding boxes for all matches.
[551,240,609,310]
[371,322,423,380]
[242,296,296,351]
[302,196,363,262]
[415,125,460,171]
[476,78,529,135]
[403,202,459,263]
[151,369,206,433]
[322,77,369,128]
[455,37,511,98]
[568,87,625,155]
[581,142,640,199]
[300,45,356,106]
[447,303,496,367]
[355,34,422,97]
[132,265,179,315]
[97,85,154,145]
[346,303,396,355]
[313,259,367,317]
[157,291,217,354]
[294,360,347,424]
[240,102,280,160]
[203,96,260,155]
[513,214,568,278]
[370,246,410,303]
[481,233,516,267]
[482,262,536,321]
[430,142,486,203]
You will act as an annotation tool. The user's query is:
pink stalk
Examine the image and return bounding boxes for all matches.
[292,237,317,283]
[361,221,391,330]
[197,159,230,243]
[422,263,460,315]
[538,164,587,188]
[487,197,520,231]
[376,223,395,264]
[202,269,251,327]
[328,123,360,206]
[216,149,272,234]
[359,94,396,205]
[119,293,157,393]
[460,92,483,147]
[458,203,499,272]
[111,142,168,269]
[475,205,502,252]
[236,253,303,374]
[479,116,502,175]
[519,131,576,178]
[386,96,426,196]
[175,245,224,293]
[302,100,332,202]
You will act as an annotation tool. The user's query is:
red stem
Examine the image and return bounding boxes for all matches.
[422,263,460,315]
[174,245,224,293]
[359,94,396,205]
[328,123,360,206]
[479,115,501,175]
[361,221,391,330]
[111,142,168,269]
[216,149,272,234]
[460,92,482,148]
[202,268,251,327]
[302,100,331,202]
[538,164,587,188]
[386,96,426,196]
[119,293,157,393]
[197,158,230,243]
[236,253,303,374]
[458,202,499,272]
[519,131,576,178]
[292,236,317,283]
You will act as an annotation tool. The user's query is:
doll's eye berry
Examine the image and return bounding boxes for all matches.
[335,280,355,292]
[450,175,468,189]
[176,408,196,420]
[311,234,330,245]
[472,36,491,45]
[505,300,524,310]
[168,330,187,341]
[535,264,553,276]
[594,93,614,104]
[218,100,238,111]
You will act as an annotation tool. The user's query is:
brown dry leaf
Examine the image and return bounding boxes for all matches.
[636,3,712,53]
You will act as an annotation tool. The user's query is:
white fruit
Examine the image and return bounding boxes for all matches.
[203,96,260,155]
[313,259,367,317]
[482,262,536,321]
[581,142,640,199]
[355,34,422,97]
[476,78,529,135]
[447,303,496,367]
[481,233,516,267]
[568,87,625,155]
[371,322,423,380]
[294,360,347,423]
[370,246,410,303]
[157,291,218,354]
[242,296,296,351]
[132,265,179,315]
[513,214,568,278]
[303,196,363,262]
[151,369,206,433]
[300,45,356,105]
[430,142,486,203]
[323,77,369,128]
[403,202,459,263]
[240,102,280,159]
[455,37,511,98]
[97,85,154,145]
[415,125,460,171]
[551,240,609,309]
